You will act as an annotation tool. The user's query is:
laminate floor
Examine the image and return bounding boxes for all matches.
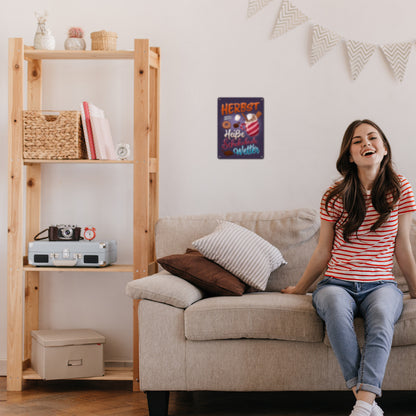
[1,377,415,415]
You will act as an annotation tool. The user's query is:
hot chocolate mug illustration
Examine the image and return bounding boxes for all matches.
[239,111,262,138]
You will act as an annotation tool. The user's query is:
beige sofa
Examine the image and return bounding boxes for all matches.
[126,208,416,416]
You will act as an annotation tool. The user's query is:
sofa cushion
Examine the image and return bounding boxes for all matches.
[323,296,416,348]
[184,292,324,343]
[157,249,246,296]
[156,209,321,292]
[192,221,287,291]
[125,271,203,309]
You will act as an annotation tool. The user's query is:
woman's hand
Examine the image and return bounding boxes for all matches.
[280,220,334,296]
[281,286,306,295]
[395,212,416,299]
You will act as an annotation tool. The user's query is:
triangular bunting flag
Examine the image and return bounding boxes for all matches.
[247,0,275,18]
[346,40,376,80]
[380,42,412,82]
[310,24,341,65]
[271,0,308,39]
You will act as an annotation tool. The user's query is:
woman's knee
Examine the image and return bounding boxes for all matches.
[313,285,356,318]
[362,285,403,324]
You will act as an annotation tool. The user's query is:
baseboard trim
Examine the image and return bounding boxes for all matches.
[0,360,6,376]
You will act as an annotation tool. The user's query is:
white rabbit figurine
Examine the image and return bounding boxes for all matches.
[34,11,55,50]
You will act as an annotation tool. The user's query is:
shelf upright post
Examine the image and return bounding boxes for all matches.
[7,37,25,391]
[149,46,160,271]
[24,53,43,364]
[133,38,151,391]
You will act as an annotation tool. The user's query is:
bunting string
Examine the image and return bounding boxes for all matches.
[380,43,412,82]
[271,0,308,39]
[310,24,341,66]
[247,0,415,81]
[346,41,377,81]
[247,0,274,18]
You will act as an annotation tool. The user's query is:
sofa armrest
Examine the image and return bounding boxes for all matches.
[139,300,187,390]
[125,271,204,308]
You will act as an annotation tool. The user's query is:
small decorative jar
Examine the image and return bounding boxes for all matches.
[34,11,55,50]
[64,27,86,50]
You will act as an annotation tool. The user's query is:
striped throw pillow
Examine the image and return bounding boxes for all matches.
[192,221,287,291]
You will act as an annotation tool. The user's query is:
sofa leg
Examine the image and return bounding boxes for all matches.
[146,391,170,416]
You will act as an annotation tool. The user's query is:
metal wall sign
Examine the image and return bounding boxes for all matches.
[218,97,264,159]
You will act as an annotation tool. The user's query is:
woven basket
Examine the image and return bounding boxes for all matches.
[90,30,118,51]
[23,111,87,160]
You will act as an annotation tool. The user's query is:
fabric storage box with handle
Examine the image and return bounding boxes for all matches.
[23,110,87,160]
[31,329,105,380]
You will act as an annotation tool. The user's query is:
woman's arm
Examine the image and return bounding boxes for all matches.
[395,212,416,298]
[281,219,334,295]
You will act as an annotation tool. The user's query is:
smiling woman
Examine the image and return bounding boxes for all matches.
[282,118,416,416]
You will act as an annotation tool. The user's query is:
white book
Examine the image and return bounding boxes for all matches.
[100,118,117,160]
[91,116,116,160]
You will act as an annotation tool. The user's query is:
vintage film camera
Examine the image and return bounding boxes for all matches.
[48,225,81,241]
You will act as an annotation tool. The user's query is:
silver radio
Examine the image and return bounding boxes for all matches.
[28,240,117,267]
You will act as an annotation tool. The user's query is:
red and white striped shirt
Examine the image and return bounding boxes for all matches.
[320,175,416,282]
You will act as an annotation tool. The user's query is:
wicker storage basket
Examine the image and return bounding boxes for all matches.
[23,111,87,160]
[90,30,118,51]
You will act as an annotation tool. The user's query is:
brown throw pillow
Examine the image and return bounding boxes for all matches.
[157,249,246,296]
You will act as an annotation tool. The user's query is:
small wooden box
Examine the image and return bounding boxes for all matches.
[31,329,105,380]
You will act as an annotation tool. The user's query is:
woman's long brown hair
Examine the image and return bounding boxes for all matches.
[325,119,401,242]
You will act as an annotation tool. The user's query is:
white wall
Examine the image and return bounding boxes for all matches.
[2,0,416,370]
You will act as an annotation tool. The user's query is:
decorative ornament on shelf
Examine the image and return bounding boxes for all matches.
[65,27,86,50]
[116,143,130,160]
[33,11,55,50]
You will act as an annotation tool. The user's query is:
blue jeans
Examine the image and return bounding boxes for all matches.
[312,277,403,397]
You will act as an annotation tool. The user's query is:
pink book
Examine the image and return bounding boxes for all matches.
[82,101,97,159]
[80,102,91,159]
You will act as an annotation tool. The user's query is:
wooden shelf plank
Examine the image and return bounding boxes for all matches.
[23,366,133,381]
[24,158,158,170]
[23,264,134,273]
[24,159,134,165]
[24,48,135,60]
[23,47,160,68]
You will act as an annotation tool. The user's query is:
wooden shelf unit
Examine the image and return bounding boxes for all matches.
[7,38,160,391]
